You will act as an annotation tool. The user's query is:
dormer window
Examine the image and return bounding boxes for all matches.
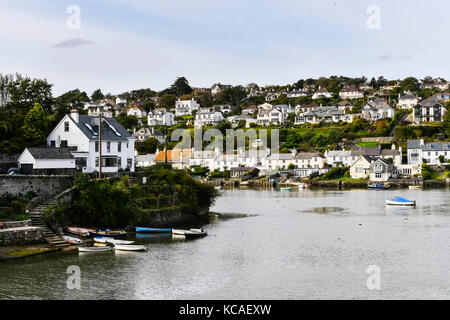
[64,121,69,132]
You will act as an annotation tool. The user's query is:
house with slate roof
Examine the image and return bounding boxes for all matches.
[17,147,76,175]
[46,109,135,173]
[407,139,450,165]
[413,99,447,123]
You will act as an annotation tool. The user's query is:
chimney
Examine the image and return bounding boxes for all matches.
[420,138,424,146]
[70,109,79,123]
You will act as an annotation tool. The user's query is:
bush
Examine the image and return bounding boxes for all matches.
[321,167,349,180]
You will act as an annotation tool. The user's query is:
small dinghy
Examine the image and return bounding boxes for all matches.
[94,237,134,245]
[78,246,112,253]
[409,185,421,190]
[88,229,127,238]
[386,196,416,206]
[280,187,292,191]
[114,244,147,252]
[62,235,83,244]
[368,184,389,190]
[67,227,96,237]
[172,228,207,239]
[135,227,172,233]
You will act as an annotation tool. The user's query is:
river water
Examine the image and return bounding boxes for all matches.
[1,188,449,299]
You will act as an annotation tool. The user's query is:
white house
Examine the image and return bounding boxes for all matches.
[148,108,175,126]
[325,150,365,167]
[46,110,135,173]
[115,97,127,105]
[175,98,200,116]
[362,98,395,121]
[369,158,394,182]
[339,86,363,99]
[194,109,224,127]
[135,154,156,167]
[127,104,147,118]
[17,147,75,174]
[312,87,332,100]
[397,94,418,109]
[227,115,257,128]
[257,107,284,126]
[295,106,352,125]
[407,139,450,165]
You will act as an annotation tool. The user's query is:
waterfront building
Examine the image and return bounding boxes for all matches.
[407,139,450,165]
[46,109,135,173]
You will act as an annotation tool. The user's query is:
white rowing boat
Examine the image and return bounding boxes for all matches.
[78,246,113,253]
[114,244,147,251]
[94,237,135,245]
[386,196,416,206]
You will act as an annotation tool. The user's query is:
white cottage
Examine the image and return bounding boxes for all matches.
[46,110,135,173]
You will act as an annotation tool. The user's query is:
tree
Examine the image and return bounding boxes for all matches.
[170,77,193,96]
[135,137,160,154]
[7,73,53,112]
[159,94,177,108]
[400,77,420,93]
[21,102,47,146]
[91,89,104,101]
[443,109,450,138]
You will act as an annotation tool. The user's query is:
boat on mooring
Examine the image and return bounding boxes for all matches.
[93,237,134,245]
[135,227,172,233]
[386,196,416,206]
[61,235,84,244]
[409,185,421,190]
[367,183,389,190]
[114,244,147,252]
[66,227,96,237]
[88,229,127,238]
[78,246,113,253]
[280,187,292,191]
[172,228,207,239]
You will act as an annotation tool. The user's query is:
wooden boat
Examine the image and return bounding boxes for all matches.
[78,246,112,253]
[367,183,389,190]
[88,229,127,238]
[61,235,83,244]
[408,185,421,190]
[135,227,172,233]
[114,244,147,251]
[386,196,416,206]
[172,228,207,239]
[94,237,134,245]
[67,227,96,237]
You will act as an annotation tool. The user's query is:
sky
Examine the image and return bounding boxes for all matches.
[0,0,449,96]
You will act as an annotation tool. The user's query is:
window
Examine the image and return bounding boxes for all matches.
[118,142,121,152]
[107,141,111,153]
[127,158,132,168]
[95,141,99,152]
[50,140,56,147]
[60,140,68,147]
[375,173,382,178]
[64,122,69,132]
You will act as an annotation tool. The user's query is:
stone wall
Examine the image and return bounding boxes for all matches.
[0,175,74,198]
[2,220,31,229]
[0,226,46,246]
[355,137,395,144]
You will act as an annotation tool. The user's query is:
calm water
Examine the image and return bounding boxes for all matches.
[1,188,450,300]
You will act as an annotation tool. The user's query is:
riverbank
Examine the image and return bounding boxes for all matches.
[0,244,77,261]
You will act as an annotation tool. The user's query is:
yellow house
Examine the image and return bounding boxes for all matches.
[350,155,376,179]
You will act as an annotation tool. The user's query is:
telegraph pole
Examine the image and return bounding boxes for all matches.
[98,108,103,179]
[164,124,168,165]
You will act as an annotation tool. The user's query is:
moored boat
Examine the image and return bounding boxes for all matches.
[135,227,172,233]
[61,235,83,244]
[66,227,96,237]
[172,228,207,239]
[78,246,113,253]
[114,244,147,251]
[386,196,416,206]
[88,229,127,238]
[280,187,292,191]
[94,237,134,245]
[368,183,389,190]
[408,185,421,190]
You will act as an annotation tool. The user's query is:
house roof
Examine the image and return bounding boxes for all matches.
[381,149,400,156]
[154,149,192,162]
[136,154,156,162]
[294,152,323,159]
[340,86,361,93]
[418,99,442,107]
[127,104,145,112]
[407,140,450,151]
[70,114,131,142]
[267,153,294,160]
[26,147,74,160]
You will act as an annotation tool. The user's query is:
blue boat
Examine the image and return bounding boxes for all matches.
[386,196,416,206]
[136,227,172,233]
[367,183,389,190]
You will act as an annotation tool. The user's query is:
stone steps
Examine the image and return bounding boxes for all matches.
[30,201,69,248]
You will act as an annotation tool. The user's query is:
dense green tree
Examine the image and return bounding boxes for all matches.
[400,77,420,92]
[6,73,53,112]
[91,89,104,101]
[135,137,160,154]
[170,77,193,96]
[21,102,47,146]
[159,93,177,108]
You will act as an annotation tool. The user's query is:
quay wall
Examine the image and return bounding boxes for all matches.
[0,175,74,198]
[0,226,46,246]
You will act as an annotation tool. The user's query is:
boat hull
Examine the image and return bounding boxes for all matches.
[62,235,83,244]
[94,237,134,245]
[386,200,416,206]
[135,227,172,233]
[88,231,127,238]
[78,246,112,253]
[114,244,147,251]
